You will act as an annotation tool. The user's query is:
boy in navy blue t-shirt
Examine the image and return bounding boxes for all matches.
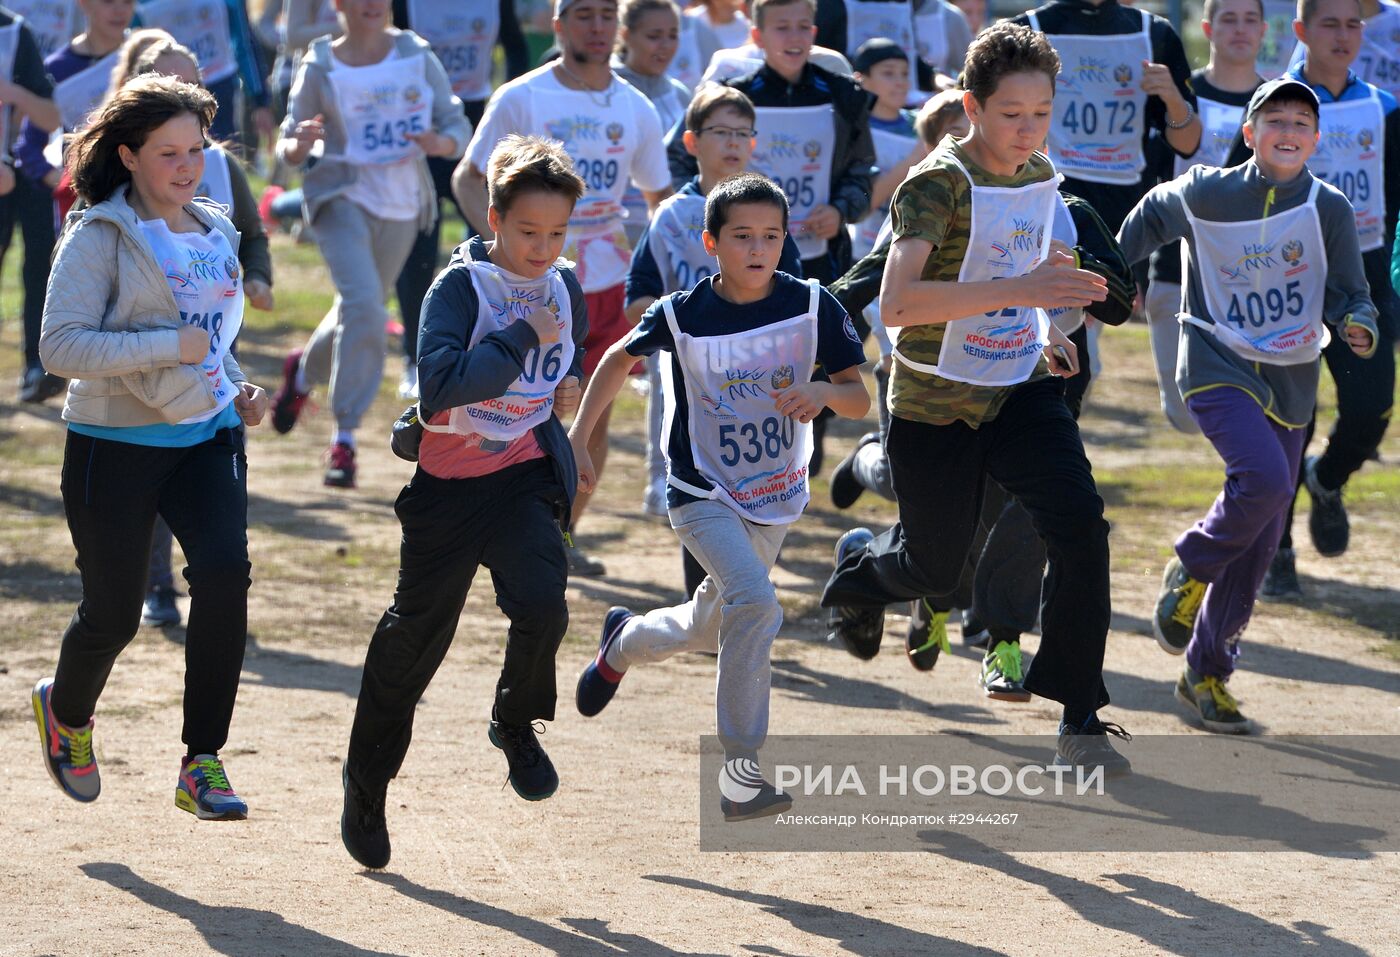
[569,173,869,821]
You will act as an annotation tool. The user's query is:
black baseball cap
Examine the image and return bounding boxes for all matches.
[1245,77,1321,122]
[852,38,908,74]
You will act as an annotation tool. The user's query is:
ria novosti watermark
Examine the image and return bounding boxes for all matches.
[699,734,1400,853]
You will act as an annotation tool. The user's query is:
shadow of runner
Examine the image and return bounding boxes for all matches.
[645,875,1010,956]
[237,632,364,697]
[365,872,723,957]
[770,658,1002,724]
[917,833,1369,956]
[79,863,406,957]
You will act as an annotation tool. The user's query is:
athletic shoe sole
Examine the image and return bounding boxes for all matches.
[721,792,794,822]
[981,684,1032,703]
[175,788,248,821]
[1173,682,1253,735]
[1051,752,1132,778]
[341,763,390,870]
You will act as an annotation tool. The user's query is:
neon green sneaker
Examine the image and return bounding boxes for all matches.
[979,640,1031,702]
[1153,557,1205,655]
[905,599,950,671]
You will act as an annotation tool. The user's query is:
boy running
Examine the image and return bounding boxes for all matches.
[1119,77,1377,732]
[572,172,869,821]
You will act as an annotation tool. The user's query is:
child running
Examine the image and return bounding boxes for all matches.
[32,74,268,820]
[820,24,1132,776]
[340,136,586,870]
[572,172,869,821]
[1118,76,1377,733]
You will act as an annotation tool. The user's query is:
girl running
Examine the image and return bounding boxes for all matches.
[32,74,267,820]
[269,0,469,488]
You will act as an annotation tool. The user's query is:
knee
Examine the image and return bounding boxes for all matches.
[724,579,783,632]
[506,595,569,640]
[184,558,252,597]
[1233,465,1295,516]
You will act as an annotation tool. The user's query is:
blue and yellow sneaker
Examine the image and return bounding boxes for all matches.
[1175,665,1253,734]
[32,677,100,802]
[176,753,248,820]
[1152,557,1205,655]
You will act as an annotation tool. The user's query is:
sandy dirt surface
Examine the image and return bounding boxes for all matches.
[1,285,1397,955]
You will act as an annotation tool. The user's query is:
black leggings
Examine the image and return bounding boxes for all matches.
[0,174,57,369]
[52,428,251,755]
[395,155,467,363]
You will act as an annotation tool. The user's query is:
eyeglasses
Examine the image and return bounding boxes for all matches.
[697,126,757,141]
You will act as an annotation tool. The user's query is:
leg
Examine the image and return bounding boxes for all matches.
[347,471,488,791]
[983,378,1111,716]
[644,354,667,502]
[147,518,175,591]
[481,465,571,724]
[156,429,252,755]
[1144,280,1198,434]
[850,362,896,501]
[18,174,56,373]
[1181,391,1306,679]
[394,204,444,365]
[50,433,168,726]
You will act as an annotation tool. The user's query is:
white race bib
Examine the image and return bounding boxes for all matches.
[138,217,245,423]
[1030,10,1152,185]
[650,190,715,292]
[331,52,434,165]
[1182,179,1329,364]
[667,14,704,90]
[196,143,235,210]
[140,0,237,84]
[913,1,949,80]
[663,280,819,525]
[1174,95,1246,178]
[750,104,836,260]
[54,51,118,131]
[1355,1,1400,97]
[845,0,918,76]
[1257,0,1299,79]
[852,122,917,259]
[408,0,484,101]
[7,0,78,61]
[1307,93,1387,252]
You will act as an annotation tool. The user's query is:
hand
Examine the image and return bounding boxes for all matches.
[878,353,892,375]
[524,305,560,345]
[407,130,456,157]
[570,435,597,494]
[245,278,275,311]
[252,107,276,141]
[1140,60,1184,107]
[1345,323,1375,356]
[285,113,325,164]
[177,324,211,363]
[1047,238,1075,260]
[773,381,829,423]
[1044,324,1080,378]
[0,163,14,198]
[1022,250,1107,311]
[802,204,842,241]
[553,375,581,418]
[235,381,269,427]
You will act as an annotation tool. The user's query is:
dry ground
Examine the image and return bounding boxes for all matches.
[0,232,1397,956]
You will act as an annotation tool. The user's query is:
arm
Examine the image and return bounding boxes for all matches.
[453,158,491,237]
[774,364,869,421]
[632,97,676,213]
[226,159,274,308]
[1065,197,1136,326]
[567,338,637,490]
[1145,21,1200,157]
[498,0,530,80]
[3,27,59,132]
[1114,180,1190,267]
[827,86,875,227]
[1318,189,1379,357]
[276,60,324,164]
[828,236,890,317]
[419,45,471,157]
[624,226,663,323]
[286,0,339,49]
[868,139,928,212]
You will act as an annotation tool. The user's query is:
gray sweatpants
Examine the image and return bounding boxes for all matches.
[614,498,787,757]
[1145,279,1200,435]
[300,197,419,431]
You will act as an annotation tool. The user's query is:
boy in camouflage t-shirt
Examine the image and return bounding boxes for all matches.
[820,23,1132,776]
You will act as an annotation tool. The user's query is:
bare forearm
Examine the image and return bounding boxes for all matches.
[456,163,491,236]
[569,342,635,441]
[10,90,58,132]
[823,377,870,419]
[624,296,655,325]
[881,276,1030,327]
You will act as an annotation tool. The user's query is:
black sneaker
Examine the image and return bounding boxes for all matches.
[829,432,878,510]
[718,756,792,822]
[141,586,181,627]
[488,715,558,801]
[826,528,884,659]
[960,608,990,648]
[1259,547,1303,602]
[1054,715,1132,779]
[340,763,390,869]
[905,598,949,671]
[1303,455,1348,557]
[565,539,607,577]
[979,639,1031,702]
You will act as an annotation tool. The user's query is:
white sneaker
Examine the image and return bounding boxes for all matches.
[642,480,668,519]
[398,365,419,400]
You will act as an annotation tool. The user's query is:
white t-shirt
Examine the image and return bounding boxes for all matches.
[333,47,421,221]
[689,5,750,51]
[467,64,671,292]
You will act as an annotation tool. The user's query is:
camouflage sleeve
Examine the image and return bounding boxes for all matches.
[889,165,960,250]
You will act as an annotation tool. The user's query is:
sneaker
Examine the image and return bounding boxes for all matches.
[324,442,357,488]
[175,753,248,820]
[1054,715,1132,778]
[960,608,990,648]
[270,349,309,434]
[1304,455,1349,557]
[18,365,66,404]
[141,586,181,627]
[905,599,949,672]
[397,363,419,400]
[565,539,607,577]
[718,756,792,822]
[829,432,877,510]
[1259,547,1303,602]
[979,639,1032,702]
[1152,557,1205,656]
[1175,665,1253,734]
[488,715,558,801]
[341,762,390,869]
[577,606,632,717]
[826,528,884,660]
[642,480,668,519]
[32,678,100,802]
